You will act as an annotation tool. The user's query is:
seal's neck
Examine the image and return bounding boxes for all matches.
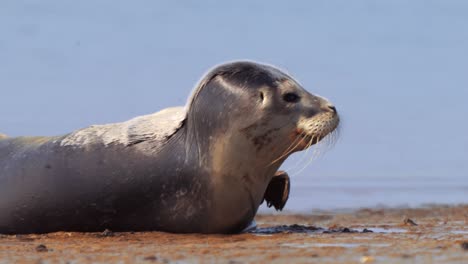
[193,126,284,232]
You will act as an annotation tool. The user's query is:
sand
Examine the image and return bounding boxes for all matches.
[1,205,467,264]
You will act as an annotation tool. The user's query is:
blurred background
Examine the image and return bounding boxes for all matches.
[1,0,467,211]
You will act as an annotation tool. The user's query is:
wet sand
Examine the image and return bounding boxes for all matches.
[1,205,466,264]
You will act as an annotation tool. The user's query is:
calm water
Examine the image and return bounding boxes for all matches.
[1,1,467,211]
[260,150,468,212]
[270,175,468,212]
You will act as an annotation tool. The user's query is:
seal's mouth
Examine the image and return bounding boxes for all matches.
[294,113,340,151]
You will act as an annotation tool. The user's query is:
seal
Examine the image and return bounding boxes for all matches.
[0,61,339,234]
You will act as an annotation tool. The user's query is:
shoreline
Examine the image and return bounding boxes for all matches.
[1,204,467,263]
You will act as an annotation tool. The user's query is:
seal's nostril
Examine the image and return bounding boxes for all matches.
[328,105,337,113]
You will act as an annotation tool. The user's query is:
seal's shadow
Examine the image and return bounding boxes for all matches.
[249,224,373,234]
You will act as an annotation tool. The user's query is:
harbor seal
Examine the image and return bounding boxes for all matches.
[0,61,339,234]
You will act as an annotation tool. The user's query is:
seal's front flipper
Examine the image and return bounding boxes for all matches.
[263,171,290,211]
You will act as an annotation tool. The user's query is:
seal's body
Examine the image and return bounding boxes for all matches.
[0,61,339,234]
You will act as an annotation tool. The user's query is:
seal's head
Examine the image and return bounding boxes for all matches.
[186,61,339,167]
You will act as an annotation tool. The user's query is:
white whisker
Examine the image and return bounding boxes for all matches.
[268,134,303,166]
[284,133,314,171]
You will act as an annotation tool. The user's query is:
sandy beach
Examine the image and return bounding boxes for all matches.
[1,204,466,264]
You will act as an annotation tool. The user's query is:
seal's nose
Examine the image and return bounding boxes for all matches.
[312,95,338,115]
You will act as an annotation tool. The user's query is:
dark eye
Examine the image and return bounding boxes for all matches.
[283,93,300,103]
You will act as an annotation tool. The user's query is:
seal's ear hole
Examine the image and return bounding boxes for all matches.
[259,92,265,102]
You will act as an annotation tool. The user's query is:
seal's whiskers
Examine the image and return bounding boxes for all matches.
[268,134,303,167]
[284,134,315,172]
[297,128,340,176]
[291,135,323,176]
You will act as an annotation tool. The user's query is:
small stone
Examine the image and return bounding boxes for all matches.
[143,256,158,262]
[35,244,48,252]
[360,256,375,263]
[342,227,351,233]
[403,218,418,226]
[100,229,114,237]
[461,241,468,250]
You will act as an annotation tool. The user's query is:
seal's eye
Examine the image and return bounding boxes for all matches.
[283,93,300,103]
